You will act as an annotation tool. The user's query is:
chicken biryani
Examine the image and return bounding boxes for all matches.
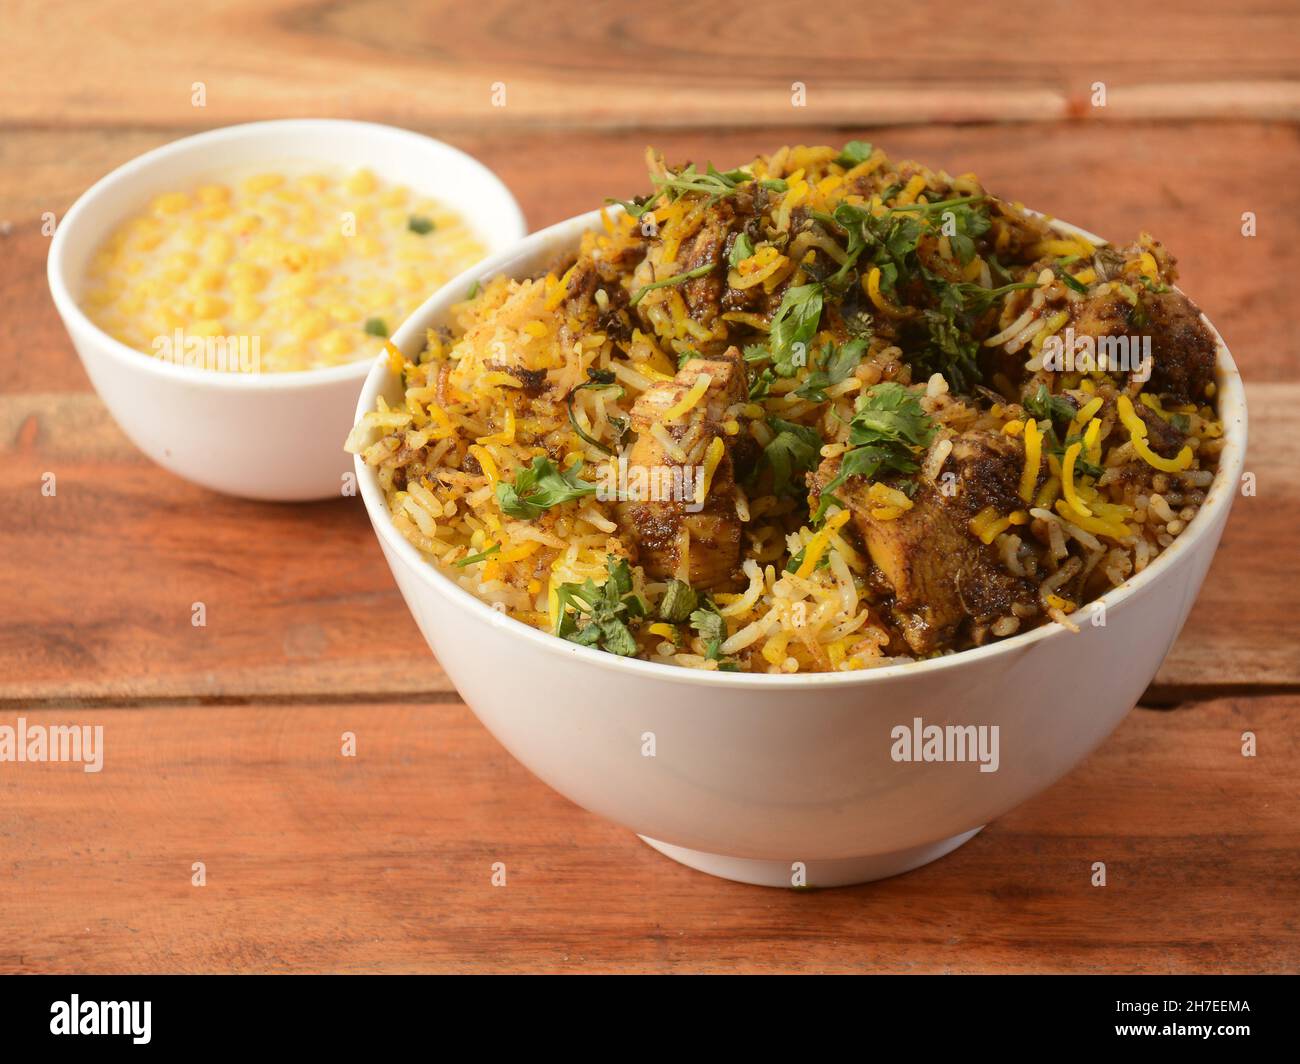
[347,142,1225,674]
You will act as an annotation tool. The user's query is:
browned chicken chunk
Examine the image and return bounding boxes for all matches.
[1142,290,1217,402]
[1063,286,1215,402]
[615,347,749,591]
[813,430,1036,655]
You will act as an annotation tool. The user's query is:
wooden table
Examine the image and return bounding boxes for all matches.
[2,1,1297,974]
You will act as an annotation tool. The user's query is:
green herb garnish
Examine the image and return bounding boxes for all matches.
[608,161,752,218]
[364,317,388,337]
[917,309,982,393]
[689,599,730,661]
[658,579,699,623]
[813,382,936,521]
[758,417,823,496]
[835,140,874,168]
[728,232,755,269]
[794,337,869,402]
[769,283,824,376]
[564,369,623,455]
[748,366,775,402]
[496,455,597,519]
[554,557,646,656]
[455,543,501,568]
[629,261,715,306]
[407,215,435,235]
[785,545,832,574]
[1022,384,1077,424]
[1055,265,1089,295]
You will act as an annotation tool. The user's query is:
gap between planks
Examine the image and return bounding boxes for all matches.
[3,686,1294,713]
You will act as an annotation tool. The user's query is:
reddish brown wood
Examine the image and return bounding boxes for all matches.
[4,0,1299,129]
[2,0,1297,975]
[0,696,1294,974]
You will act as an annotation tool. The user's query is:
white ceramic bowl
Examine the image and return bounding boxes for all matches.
[48,119,526,501]
[354,209,1247,887]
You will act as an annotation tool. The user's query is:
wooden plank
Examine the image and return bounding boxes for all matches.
[0,394,453,702]
[3,1,1300,129]
[7,121,1299,394]
[0,695,1294,974]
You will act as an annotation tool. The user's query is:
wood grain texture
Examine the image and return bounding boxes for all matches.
[3,0,1299,130]
[2,0,1297,975]
[0,696,1294,974]
[2,374,1291,702]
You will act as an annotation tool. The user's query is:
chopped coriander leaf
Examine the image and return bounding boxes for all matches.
[496,455,596,519]
[890,193,987,216]
[769,284,824,376]
[554,557,646,656]
[748,366,775,402]
[934,277,1039,318]
[407,215,435,235]
[794,337,868,402]
[658,579,699,623]
[785,545,832,575]
[630,261,715,306]
[813,383,936,522]
[846,382,936,448]
[708,164,752,185]
[1022,384,1077,424]
[364,317,388,337]
[758,418,822,496]
[728,232,755,269]
[606,162,742,218]
[689,600,729,660]
[466,279,481,299]
[939,201,991,265]
[917,309,982,393]
[835,140,874,168]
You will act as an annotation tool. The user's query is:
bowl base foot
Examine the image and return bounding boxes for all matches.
[637,826,984,888]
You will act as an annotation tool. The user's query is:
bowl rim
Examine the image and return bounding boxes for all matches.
[46,118,527,393]
[353,206,1248,690]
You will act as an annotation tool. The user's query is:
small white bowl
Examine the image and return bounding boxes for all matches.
[355,209,1247,888]
[48,119,526,501]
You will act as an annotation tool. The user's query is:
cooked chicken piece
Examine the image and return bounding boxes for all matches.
[634,191,770,329]
[1070,289,1134,342]
[677,210,729,326]
[944,430,1029,515]
[615,347,749,591]
[1142,290,1217,402]
[1064,286,1215,402]
[1135,402,1188,459]
[812,430,1036,655]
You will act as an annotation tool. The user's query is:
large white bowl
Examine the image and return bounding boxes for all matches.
[354,209,1247,887]
[48,120,526,501]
